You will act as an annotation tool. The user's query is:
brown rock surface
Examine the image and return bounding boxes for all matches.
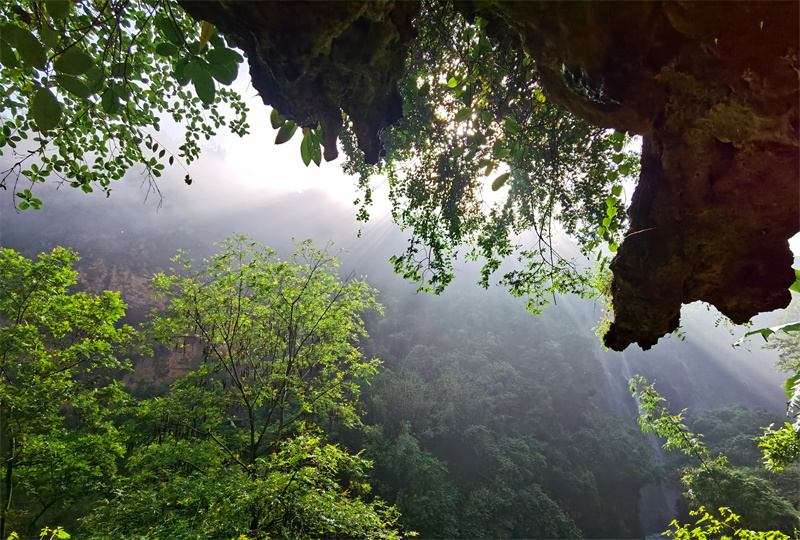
[178,0,420,164]
[178,1,799,350]
[484,1,799,349]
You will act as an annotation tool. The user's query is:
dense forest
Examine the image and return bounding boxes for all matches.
[1,183,797,539]
[1,0,799,539]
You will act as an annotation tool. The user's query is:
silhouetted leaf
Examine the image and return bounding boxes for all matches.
[46,0,71,20]
[32,87,61,130]
[192,68,215,104]
[155,42,179,57]
[54,49,94,75]
[491,172,510,191]
[275,121,297,144]
[55,74,91,98]
[9,25,47,70]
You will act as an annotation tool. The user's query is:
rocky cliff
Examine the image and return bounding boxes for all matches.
[179,1,799,349]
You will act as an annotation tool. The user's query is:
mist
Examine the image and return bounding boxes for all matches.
[1,111,795,537]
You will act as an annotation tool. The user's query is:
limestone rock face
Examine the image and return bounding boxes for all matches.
[179,1,799,350]
[179,0,420,164]
[483,1,799,349]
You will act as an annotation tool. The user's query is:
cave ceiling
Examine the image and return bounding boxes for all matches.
[178,0,800,350]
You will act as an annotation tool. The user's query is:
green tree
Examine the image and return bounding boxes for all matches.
[0,0,248,204]
[631,376,800,535]
[0,247,133,538]
[82,236,400,538]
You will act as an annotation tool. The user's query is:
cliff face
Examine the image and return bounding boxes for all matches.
[178,1,799,350]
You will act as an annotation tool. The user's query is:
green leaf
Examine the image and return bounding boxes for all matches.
[275,121,298,144]
[452,146,464,157]
[184,59,203,83]
[113,81,130,102]
[737,321,800,346]
[0,40,18,68]
[46,1,71,20]
[454,108,471,122]
[198,21,215,52]
[155,16,183,46]
[447,77,459,88]
[54,49,94,75]
[612,153,624,164]
[310,136,322,166]
[101,87,119,114]
[18,201,30,211]
[785,374,800,400]
[207,61,237,85]
[173,57,190,86]
[55,74,91,98]
[504,118,520,136]
[270,109,284,129]
[611,185,623,197]
[40,26,60,49]
[619,162,631,176]
[790,269,800,293]
[155,42,180,57]
[192,69,216,104]
[491,172,510,191]
[10,25,47,70]
[32,87,62,130]
[606,196,615,207]
[206,47,244,66]
[85,67,105,94]
[300,129,312,166]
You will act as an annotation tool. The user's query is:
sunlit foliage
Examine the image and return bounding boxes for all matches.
[0,247,134,537]
[340,2,639,312]
[0,0,249,204]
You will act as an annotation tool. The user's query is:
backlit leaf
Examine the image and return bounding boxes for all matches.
[55,74,91,98]
[155,42,180,57]
[270,109,284,129]
[32,87,62,130]
[504,118,520,135]
[10,26,47,70]
[454,108,471,122]
[208,61,236,85]
[192,68,216,104]
[46,0,71,20]
[790,269,800,293]
[275,121,298,144]
[198,21,214,52]
[54,49,94,75]
[300,129,312,166]
[0,40,18,68]
[155,16,183,46]
[491,172,510,191]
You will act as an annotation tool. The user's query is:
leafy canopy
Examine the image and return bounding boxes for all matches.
[339,3,639,312]
[1,0,639,313]
[0,0,249,206]
[81,236,401,539]
[0,247,134,538]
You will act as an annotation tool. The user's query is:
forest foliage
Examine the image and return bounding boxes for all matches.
[0,241,402,540]
[2,0,800,538]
